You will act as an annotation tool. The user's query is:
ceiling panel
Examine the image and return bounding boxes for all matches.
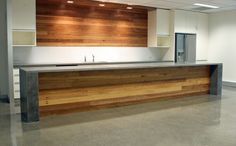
[107,0,236,13]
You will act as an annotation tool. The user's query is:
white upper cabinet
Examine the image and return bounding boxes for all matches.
[12,0,36,30]
[148,9,171,47]
[156,9,170,36]
[12,0,36,46]
[148,10,158,47]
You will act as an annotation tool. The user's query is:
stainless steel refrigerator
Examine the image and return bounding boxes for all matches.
[175,33,197,63]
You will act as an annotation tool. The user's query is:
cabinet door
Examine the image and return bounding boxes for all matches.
[148,10,158,47]
[185,34,197,62]
[12,0,36,30]
[157,9,170,35]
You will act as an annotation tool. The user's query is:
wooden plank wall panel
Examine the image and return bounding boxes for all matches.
[36,0,148,47]
[38,66,210,90]
[38,66,211,117]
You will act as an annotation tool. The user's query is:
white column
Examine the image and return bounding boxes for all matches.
[0,0,14,104]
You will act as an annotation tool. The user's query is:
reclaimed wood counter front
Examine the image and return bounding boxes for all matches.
[20,62,222,122]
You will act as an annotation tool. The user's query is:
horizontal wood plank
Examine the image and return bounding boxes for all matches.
[36,0,148,46]
[38,66,211,117]
[40,91,209,117]
[39,66,210,90]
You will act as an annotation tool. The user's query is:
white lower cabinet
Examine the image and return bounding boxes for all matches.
[13,68,20,99]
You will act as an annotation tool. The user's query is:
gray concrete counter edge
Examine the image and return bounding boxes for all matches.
[20,62,222,73]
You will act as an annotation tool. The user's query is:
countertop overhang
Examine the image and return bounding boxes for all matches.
[20,62,222,73]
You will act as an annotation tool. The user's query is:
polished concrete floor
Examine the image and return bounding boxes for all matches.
[1,86,236,146]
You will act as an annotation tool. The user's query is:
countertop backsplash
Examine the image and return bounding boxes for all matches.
[13,46,174,66]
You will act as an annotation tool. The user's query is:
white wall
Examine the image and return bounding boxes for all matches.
[174,10,209,61]
[14,47,170,64]
[208,10,236,82]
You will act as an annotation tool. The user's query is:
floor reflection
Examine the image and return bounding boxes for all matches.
[0,102,12,146]
[38,94,222,130]
[2,87,236,146]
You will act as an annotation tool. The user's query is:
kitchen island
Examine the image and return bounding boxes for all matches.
[20,62,222,123]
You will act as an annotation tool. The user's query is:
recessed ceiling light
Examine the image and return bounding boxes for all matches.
[194,3,219,9]
[126,6,133,10]
[99,3,105,7]
[67,0,74,4]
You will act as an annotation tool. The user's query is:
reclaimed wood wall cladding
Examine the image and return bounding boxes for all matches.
[36,0,149,47]
[38,66,211,116]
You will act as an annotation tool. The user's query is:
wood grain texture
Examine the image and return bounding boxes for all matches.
[38,66,210,90]
[36,0,149,47]
[38,66,211,117]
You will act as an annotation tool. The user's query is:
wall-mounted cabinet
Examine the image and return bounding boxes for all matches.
[156,9,170,36]
[148,9,172,48]
[12,0,36,30]
[12,0,36,47]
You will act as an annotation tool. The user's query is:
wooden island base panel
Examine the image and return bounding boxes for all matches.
[20,63,222,122]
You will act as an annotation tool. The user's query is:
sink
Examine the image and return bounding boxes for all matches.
[79,62,109,65]
[55,62,109,67]
[56,64,79,67]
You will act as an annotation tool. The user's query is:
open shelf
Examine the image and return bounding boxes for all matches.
[157,46,170,49]
[157,35,171,48]
[12,29,36,47]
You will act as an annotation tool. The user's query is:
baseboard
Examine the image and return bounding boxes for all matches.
[223,81,236,88]
[0,95,9,103]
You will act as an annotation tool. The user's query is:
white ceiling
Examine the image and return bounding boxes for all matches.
[107,0,236,13]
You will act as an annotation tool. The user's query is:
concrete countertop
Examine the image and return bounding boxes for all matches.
[14,61,171,67]
[20,61,222,73]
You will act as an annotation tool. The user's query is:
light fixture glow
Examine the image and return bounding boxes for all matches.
[126,6,133,10]
[194,3,219,9]
[67,0,74,4]
[99,3,105,7]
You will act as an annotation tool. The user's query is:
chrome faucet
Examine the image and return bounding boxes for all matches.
[84,56,87,62]
[92,54,95,62]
